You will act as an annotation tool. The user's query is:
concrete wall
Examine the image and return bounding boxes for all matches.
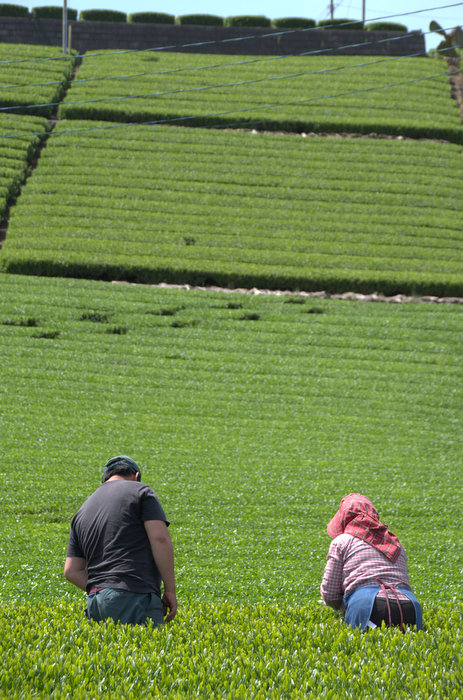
[0,16,426,56]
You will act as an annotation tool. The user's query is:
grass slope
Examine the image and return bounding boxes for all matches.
[2,123,462,296]
[58,51,463,142]
[1,274,461,604]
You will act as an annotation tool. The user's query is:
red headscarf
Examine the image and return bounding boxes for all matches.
[327,493,401,562]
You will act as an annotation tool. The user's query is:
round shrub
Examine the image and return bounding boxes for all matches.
[0,3,28,16]
[317,18,364,30]
[128,12,174,24]
[273,18,316,29]
[32,6,78,19]
[177,14,223,26]
[79,9,127,22]
[365,22,408,32]
[226,15,271,28]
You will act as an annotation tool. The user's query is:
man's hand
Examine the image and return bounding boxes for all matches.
[162,591,177,622]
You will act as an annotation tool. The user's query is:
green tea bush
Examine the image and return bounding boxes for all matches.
[3,123,462,296]
[32,5,78,19]
[128,11,175,24]
[272,17,316,28]
[0,3,28,16]
[177,14,223,26]
[366,22,408,32]
[318,18,364,29]
[1,601,462,698]
[79,8,126,22]
[225,15,271,27]
[57,51,463,143]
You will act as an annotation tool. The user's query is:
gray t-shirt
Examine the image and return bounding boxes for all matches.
[67,480,169,595]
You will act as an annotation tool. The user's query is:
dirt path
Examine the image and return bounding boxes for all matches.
[112,280,463,304]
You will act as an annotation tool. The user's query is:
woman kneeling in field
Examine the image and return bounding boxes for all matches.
[320,493,423,631]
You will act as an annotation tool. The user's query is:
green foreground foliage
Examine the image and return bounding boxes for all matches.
[1,600,462,698]
[2,124,463,296]
[58,51,463,142]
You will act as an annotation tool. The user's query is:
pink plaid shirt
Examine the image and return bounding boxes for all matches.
[320,534,412,603]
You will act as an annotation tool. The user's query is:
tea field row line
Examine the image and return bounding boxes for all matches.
[8,234,462,274]
[11,211,463,250]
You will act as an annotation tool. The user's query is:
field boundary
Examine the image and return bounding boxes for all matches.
[115,280,463,304]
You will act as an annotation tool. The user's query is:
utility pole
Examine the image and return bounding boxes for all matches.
[62,0,68,54]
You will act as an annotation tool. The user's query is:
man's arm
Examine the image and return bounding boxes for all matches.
[144,520,177,622]
[64,556,88,591]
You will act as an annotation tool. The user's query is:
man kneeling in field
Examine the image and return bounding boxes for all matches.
[64,455,177,626]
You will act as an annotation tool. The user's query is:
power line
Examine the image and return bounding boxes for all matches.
[0,68,458,141]
[0,2,461,66]
[1,24,446,94]
[0,48,433,114]
[0,32,419,91]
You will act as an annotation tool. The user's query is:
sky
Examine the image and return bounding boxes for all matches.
[21,1,463,51]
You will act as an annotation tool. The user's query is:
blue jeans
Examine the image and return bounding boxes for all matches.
[344,585,423,631]
[86,588,164,626]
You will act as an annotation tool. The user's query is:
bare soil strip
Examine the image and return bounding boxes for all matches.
[112,280,463,304]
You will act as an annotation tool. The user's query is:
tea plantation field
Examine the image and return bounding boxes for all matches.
[0,44,75,117]
[1,40,462,697]
[1,44,461,140]
[2,123,463,296]
[1,273,462,696]
[1,44,462,297]
[58,51,462,141]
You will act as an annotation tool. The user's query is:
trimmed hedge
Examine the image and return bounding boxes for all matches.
[318,18,364,30]
[225,15,271,27]
[128,12,174,24]
[32,6,77,20]
[79,9,126,22]
[366,22,408,32]
[0,3,28,16]
[272,17,316,29]
[177,14,223,26]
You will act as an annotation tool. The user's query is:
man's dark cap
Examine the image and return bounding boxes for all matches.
[102,455,141,483]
